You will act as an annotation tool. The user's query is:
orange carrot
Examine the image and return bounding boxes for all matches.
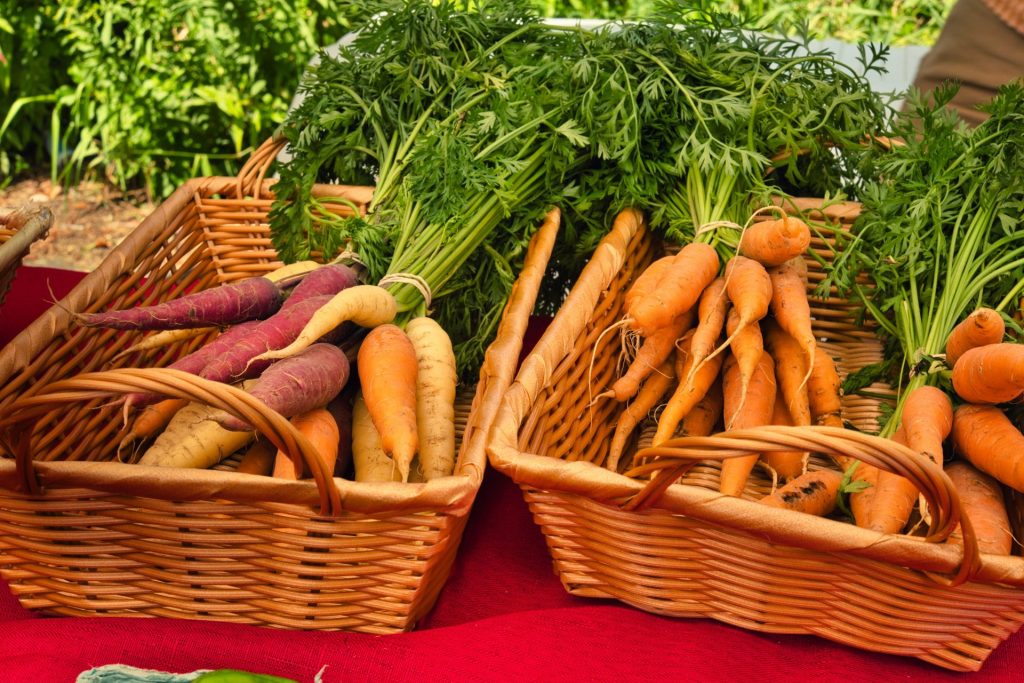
[807,347,847,467]
[762,320,811,427]
[760,469,842,516]
[946,307,1004,368]
[679,379,723,437]
[599,310,693,402]
[235,439,275,476]
[901,385,953,467]
[952,404,1024,492]
[951,343,1024,404]
[705,256,771,364]
[357,324,419,481]
[606,360,676,472]
[654,332,724,444]
[946,461,1012,555]
[739,214,811,267]
[719,351,776,496]
[723,308,763,417]
[849,462,879,526]
[683,277,729,383]
[628,242,719,336]
[768,256,815,388]
[272,408,340,480]
[119,398,188,453]
[625,255,674,316]
[857,426,919,534]
[763,387,806,481]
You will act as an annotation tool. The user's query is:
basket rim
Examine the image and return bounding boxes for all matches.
[0,178,559,517]
[486,200,1024,588]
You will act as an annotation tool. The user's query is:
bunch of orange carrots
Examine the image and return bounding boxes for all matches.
[599,207,1022,557]
[94,261,459,485]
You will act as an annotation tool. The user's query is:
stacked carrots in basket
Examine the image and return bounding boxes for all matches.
[84,260,457,485]
[593,206,1024,557]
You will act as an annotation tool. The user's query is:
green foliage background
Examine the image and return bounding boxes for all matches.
[0,0,953,197]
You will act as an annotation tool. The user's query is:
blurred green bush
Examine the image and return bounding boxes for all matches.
[0,0,952,198]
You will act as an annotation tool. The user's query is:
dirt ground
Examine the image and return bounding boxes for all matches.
[0,177,155,272]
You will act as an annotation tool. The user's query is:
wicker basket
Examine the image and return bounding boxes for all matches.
[488,198,1024,671]
[0,138,558,634]
[0,204,53,307]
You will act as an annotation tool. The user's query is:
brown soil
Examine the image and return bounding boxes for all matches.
[0,177,155,272]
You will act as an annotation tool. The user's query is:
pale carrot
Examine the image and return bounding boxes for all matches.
[406,317,458,480]
[352,393,401,482]
[250,285,397,365]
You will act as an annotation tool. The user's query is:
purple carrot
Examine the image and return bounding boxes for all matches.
[282,264,359,310]
[215,344,351,432]
[199,294,343,383]
[125,320,262,409]
[79,277,283,330]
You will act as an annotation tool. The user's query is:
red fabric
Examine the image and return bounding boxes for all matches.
[1,266,1023,681]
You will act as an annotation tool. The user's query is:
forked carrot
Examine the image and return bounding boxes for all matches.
[768,256,815,388]
[946,307,1004,368]
[723,308,763,417]
[624,255,674,316]
[703,256,771,367]
[951,343,1024,404]
[739,214,812,267]
[762,320,811,427]
[760,469,842,516]
[627,242,719,336]
[952,404,1024,492]
[719,351,776,496]
[946,461,1013,555]
[607,360,676,472]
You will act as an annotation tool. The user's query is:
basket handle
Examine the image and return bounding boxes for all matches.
[236,135,287,199]
[0,368,343,517]
[626,425,982,586]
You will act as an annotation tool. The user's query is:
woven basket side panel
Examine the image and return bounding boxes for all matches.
[0,491,460,634]
[0,199,222,464]
[518,224,657,467]
[522,487,1024,671]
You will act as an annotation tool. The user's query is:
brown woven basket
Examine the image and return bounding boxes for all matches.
[0,204,53,307]
[0,138,558,633]
[488,198,1024,671]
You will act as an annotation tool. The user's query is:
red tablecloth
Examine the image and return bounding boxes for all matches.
[1,267,1022,681]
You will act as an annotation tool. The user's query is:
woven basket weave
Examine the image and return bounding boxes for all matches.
[488,198,1024,671]
[0,204,53,307]
[0,138,558,633]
